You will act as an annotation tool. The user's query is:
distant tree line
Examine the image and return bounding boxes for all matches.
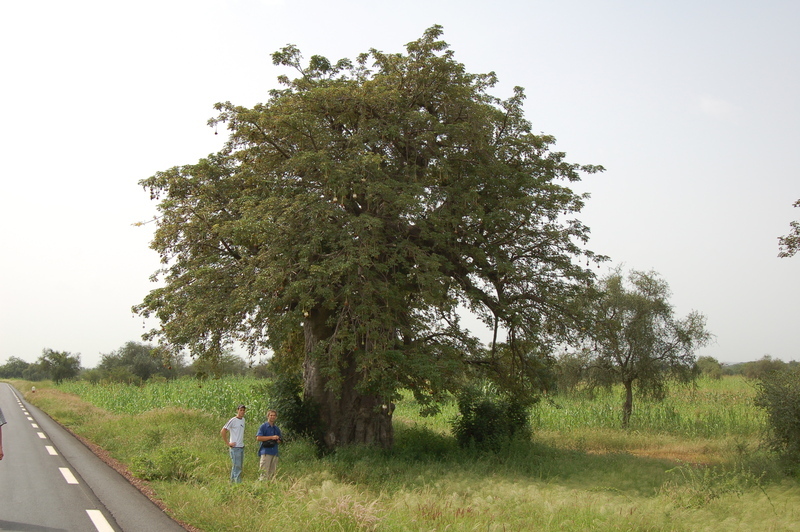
[0,342,275,384]
[0,349,82,384]
[722,355,799,380]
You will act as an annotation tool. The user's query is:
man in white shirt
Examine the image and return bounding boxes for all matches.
[220,405,246,483]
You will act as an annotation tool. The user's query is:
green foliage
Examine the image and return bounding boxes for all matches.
[778,198,800,258]
[392,424,459,461]
[95,341,186,383]
[37,348,81,384]
[21,364,49,382]
[535,376,763,438]
[0,357,31,379]
[696,356,723,380]
[755,366,800,463]
[553,351,592,394]
[131,446,201,481]
[24,375,800,532]
[741,355,789,380]
[661,462,767,508]
[451,383,534,448]
[260,371,323,447]
[190,350,248,379]
[58,377,268,418]
[584,268,713,426]
[134,26,604,446]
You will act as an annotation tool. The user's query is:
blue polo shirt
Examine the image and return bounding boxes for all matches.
[257,422,282,456]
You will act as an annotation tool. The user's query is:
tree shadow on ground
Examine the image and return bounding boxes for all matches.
[323,423,686,496]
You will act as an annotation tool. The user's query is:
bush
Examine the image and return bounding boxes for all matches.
[696,356,723,380]
[754,366,800,463]
[660,462,765,508]
[451,384,533,449]
[742,356,788,380]
[260,372,323,448]
[131,446,200,481]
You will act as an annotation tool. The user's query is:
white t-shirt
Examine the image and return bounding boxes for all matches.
[0,407,6,426]
[223,416,245,448]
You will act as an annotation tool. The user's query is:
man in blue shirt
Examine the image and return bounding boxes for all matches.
[256,409,282,480]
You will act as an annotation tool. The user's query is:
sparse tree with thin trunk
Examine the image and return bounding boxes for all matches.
[585,269,713,427]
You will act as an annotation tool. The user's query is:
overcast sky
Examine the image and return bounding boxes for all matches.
[1,0,797,368]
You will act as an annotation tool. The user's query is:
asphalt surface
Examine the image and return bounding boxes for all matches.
[0,383,187,532]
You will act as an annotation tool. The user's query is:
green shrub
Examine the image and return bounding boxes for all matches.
[755,366,800,463]
[131,446,200,481]
[261,372,323,448]
[451,384,533,448]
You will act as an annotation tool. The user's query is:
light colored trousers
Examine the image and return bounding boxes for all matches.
[259,453,279,480]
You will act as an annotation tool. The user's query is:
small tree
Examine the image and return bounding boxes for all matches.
[755,366,800,463]
[37,349,81,384]
[585,269,713,427]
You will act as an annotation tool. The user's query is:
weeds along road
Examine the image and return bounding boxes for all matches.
[0,383,186,532]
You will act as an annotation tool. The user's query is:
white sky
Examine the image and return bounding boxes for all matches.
[1,0,797,368]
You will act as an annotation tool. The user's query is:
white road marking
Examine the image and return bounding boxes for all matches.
[37,432,47,439]
[59,467,79,484]
[27,417,34,421]
[45,446,58,455]
[86,509,115,532]
[31,423,39,428]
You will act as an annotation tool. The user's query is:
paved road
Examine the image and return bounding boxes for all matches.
[0,383,186,532]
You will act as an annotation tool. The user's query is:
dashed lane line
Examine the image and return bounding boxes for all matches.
[86,509,115,532]
[59,467,80,485]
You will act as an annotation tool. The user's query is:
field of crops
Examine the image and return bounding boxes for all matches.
[59,375,763,440]
[59,377,270,420]
[533,377,764,438]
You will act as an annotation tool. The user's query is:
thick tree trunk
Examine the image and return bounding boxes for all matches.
[622,379,633,428]
[302,309,394,449]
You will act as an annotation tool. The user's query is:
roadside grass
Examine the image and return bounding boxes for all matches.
[7,376,800,531]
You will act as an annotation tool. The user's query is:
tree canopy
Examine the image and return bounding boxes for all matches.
[135,26,603,448]
[37,349,81,384]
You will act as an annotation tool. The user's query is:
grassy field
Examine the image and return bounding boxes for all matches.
[8,376,800,531]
